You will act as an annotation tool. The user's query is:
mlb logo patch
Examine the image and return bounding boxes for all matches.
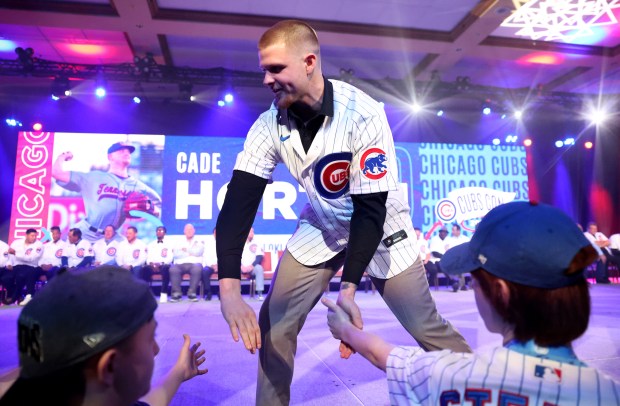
[534,365,562,383]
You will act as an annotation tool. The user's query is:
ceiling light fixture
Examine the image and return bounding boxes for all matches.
[501,0,620,43]
[51,76,71,99]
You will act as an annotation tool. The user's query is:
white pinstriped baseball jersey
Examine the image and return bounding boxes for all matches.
[387,346,619,405]
[234,79,418,279]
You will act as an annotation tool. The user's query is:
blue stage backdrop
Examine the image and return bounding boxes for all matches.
[8,132,527,244]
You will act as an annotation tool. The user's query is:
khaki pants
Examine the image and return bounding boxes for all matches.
[256,249,471,406]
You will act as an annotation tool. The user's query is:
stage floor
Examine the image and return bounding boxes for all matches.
[1,284,619,405]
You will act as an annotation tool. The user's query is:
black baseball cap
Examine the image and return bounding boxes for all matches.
[17,266,157,379]
[108,142,135,154]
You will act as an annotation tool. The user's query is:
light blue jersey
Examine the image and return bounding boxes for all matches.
[57,170,161,242]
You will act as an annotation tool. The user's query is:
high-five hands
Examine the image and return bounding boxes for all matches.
[322,297,362,358]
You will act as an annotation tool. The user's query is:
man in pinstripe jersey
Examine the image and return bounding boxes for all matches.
[324,201,619,405]
[215,19,470,405]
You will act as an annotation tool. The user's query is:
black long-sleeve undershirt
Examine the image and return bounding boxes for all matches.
[216,170,268,279]
[341,192,387,285]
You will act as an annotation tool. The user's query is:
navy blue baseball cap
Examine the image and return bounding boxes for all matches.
[108,142,135,154]
[440,201,597,288]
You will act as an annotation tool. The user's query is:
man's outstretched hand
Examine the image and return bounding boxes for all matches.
[219,278,261,354]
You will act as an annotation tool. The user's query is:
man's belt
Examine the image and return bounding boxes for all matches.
[84,220,104,234]
[88,226,104,234]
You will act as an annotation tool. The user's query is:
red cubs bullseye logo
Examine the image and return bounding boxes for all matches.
[435,199,457,222]
[55,249,63,258]
[360,148,388,180]
[161,248,168,257]
[133,249,140,259]
[314,152,353,199]
[322,161,350,192]
[26,248,33,255]
[77,248,85,258]
[106,247,117,256]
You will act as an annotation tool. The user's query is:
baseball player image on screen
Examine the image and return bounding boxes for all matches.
[215,20,471,406]
[323,201,620,405]
[51,142,161,243]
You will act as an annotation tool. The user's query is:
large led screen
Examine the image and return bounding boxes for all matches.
[9,131,528,250]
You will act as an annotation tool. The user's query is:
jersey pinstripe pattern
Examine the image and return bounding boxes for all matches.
[386,346,620,405]
[234,79,418,279]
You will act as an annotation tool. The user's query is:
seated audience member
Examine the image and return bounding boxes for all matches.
[240,227,265,300]
[62,228,93,270]
[37,226,66,282]
[8,228,43,306]
[585,222,620,268]
[170,223,203,302]
[323,201,619,405]
[583,222,615,284]
[116,226,147,280]
[424,226,448,286]
[413,227,429,265]
[444,224,471,292]
[92,225,122,266]
[145,226,174,303]
[0,266,207,405]
[201,228,217,301]
[0,239,14,305]
[610,233,620,257]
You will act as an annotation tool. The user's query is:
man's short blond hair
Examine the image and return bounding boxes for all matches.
[259,20,320,58]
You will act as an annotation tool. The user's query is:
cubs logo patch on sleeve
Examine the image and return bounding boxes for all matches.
[360,148,388,180]
[313,152,353,199]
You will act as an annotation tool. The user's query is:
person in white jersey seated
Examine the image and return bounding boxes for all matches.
[323,201,619,405]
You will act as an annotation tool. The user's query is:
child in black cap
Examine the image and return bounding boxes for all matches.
[0,265,207,406]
